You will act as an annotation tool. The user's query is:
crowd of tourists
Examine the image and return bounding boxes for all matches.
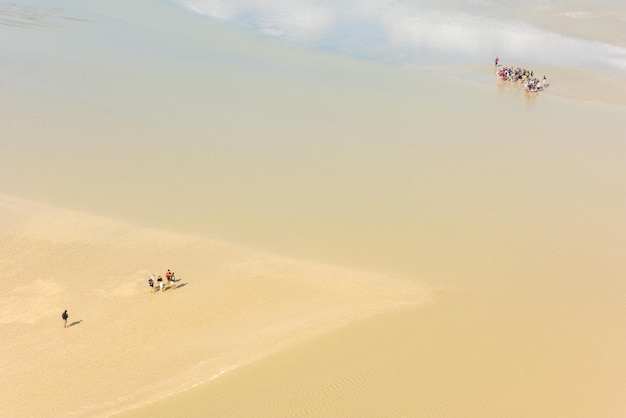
[495,57,549,93]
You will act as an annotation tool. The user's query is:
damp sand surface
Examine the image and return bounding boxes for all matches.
[1,0,626,416]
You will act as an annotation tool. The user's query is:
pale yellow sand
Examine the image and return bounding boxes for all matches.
[0,195,430,417]
[121,295,626,418]
[537,66,626,107]
[2,1,626,417]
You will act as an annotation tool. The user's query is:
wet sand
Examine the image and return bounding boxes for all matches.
[1,0,626,417]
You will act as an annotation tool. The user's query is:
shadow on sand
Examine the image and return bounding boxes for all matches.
[68,320,83,328]
[163,282,188,292]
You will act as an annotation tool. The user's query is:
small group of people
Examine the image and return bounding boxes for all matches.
[495,59,549,94]
[525,75,548,92]
[148,269,176,293]
[61,269,179,328]
[497,66,533,82]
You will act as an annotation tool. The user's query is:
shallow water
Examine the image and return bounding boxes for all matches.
[174,0,626,71]
[2,0,625,303]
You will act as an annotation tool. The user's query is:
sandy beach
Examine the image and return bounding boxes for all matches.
[2,0,626,417]
[0,195,429,417]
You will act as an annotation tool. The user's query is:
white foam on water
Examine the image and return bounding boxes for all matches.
[173,0,626,71]
[560,11,591,19]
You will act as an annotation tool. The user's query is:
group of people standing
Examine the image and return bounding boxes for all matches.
[148,269,176,293]
[524,75,548,93]
[61,269,178,328]
[495,57,549,93]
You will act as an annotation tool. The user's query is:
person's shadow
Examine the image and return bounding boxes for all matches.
[68,320,83,328]
[163,282,188,292]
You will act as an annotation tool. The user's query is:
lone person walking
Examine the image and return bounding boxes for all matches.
[62,310,69,328]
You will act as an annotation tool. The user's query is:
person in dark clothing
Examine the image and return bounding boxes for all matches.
[62,310,69,328]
